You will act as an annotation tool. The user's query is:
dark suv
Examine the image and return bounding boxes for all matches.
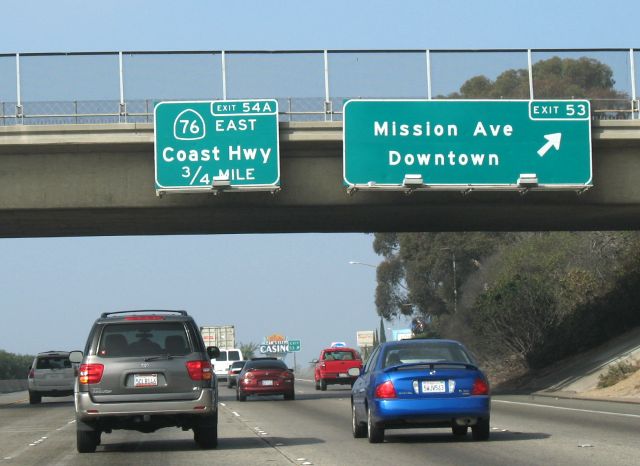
[69,310,220,453]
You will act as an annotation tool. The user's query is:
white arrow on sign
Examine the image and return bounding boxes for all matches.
[537,133,562,157]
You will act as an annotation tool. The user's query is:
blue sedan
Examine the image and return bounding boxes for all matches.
[350,339,491,443]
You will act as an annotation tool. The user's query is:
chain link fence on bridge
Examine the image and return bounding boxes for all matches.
[0,49,638,125]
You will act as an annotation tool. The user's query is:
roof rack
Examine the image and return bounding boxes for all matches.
[100,310,188,318]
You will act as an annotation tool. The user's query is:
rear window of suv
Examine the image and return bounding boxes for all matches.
[36,356,71,369]
[97,322,191,357]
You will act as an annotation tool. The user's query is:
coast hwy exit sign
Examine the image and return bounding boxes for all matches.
[154,99,280,192]
[343,99,592,190]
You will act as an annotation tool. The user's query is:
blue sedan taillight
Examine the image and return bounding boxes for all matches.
[471,378,490,395]
[374,380,397,399]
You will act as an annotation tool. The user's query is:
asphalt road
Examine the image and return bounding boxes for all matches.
[1,379,639,465]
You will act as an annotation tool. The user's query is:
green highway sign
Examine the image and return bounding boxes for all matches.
[288,340,301,352]
[343,100,592,190]
[154,100,280,192]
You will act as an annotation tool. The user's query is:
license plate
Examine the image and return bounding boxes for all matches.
[261,379,274,386]
[134,374,158,387]
[422,380,446,393]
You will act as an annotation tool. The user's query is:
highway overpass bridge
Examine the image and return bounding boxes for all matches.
[0,120,639,237]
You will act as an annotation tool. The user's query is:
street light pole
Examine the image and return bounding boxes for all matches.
[348,261,377,268]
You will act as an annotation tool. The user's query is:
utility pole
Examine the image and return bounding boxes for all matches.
[441,248,457,314]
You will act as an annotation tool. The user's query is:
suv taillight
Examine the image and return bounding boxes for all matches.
[374,380,397,399]
[79,364,104,384]
[186,360,212,381]
[471,378,490,395]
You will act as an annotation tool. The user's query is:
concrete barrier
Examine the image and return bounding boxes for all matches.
[0,379,28,393]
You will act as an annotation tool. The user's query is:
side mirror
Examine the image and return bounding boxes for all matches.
[207,346,221,359]
[310,359,319,364]
[69,351,83,364]
[347,367,361,377]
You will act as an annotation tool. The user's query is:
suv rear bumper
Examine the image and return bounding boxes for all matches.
[75,388,216,420]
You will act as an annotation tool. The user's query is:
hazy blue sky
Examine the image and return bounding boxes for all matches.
[1,0,639,366]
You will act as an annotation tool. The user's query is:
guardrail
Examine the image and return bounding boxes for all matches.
[0,379,27,393]
[0,49,638,125]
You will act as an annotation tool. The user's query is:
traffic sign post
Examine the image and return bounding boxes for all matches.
[154,99,280,193]
[343,100,592,192]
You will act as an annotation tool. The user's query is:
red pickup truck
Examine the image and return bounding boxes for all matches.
[313,347,363,391]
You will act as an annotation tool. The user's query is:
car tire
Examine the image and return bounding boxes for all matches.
[352,402,366,438]
[471,417,490,441]
[452,424,468,436]
[367,406,384,443]
[320,379,327,391]
[194,423,218,449]
[315,380,320,391]
[76,428,98,453]
[284,391,295,400]
[28,391,41,405]
[238,391,247,402]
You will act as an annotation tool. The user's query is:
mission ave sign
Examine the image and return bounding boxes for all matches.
[343,99,592,191]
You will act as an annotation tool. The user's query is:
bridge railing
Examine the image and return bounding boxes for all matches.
[0,49,638,125]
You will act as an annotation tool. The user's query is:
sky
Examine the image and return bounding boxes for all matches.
[1,0,639,366]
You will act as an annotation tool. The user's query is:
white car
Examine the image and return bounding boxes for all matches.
[211,348,243,381]
[27,351,76,404]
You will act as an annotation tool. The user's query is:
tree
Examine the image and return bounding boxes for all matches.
[238,342,259,360]
[379,317,387,344]
[0,350,34,379]
[445,56,628,114]
[374,232,514,320]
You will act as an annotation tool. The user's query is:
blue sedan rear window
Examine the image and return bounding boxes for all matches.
[382,342,472,368]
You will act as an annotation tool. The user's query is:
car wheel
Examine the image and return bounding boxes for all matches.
[320,379,327,391]
[28,391,41,404]
[352,402,366,438]
[76,427,98,453]
[315,380,320,391]
[238,391,247,402]
[367,406,384,443]
[194,424,218,449]
[284,391,295,400]
[452,424,468,436]
[471,417,490,441]
[95,430,102,446]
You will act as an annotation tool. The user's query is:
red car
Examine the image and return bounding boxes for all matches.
[313,347,363,391]
[236,358,295,401]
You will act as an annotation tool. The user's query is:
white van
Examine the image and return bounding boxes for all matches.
[211,348,243,381]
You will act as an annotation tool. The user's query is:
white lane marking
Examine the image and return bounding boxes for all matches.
[494,399,640,419]
[220,402,226,407]
[231,411,240,417]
